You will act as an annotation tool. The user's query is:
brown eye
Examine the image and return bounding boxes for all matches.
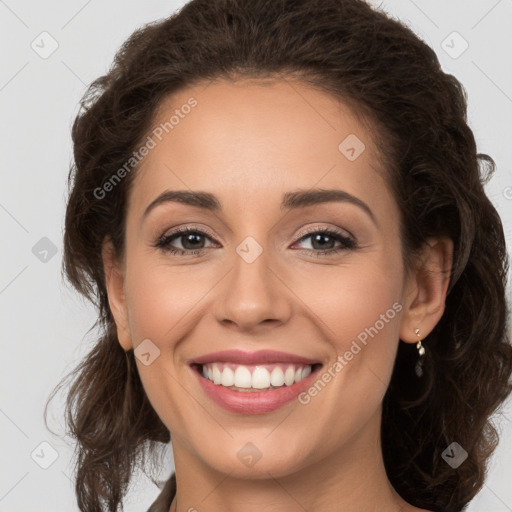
[293,228,357,256]
[155,227,218,255]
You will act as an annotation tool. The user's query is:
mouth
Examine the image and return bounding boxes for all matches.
[189,350,324,414]
[190,362,323,392]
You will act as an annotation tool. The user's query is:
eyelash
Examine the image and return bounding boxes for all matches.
[154,225,357,258]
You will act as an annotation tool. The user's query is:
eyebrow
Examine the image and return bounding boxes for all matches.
[143,188,377,226]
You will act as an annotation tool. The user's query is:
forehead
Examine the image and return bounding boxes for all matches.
[127,78,393,218]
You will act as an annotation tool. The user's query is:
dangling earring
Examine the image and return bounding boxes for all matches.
[414,328,425,377]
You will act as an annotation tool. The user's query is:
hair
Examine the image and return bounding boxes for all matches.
[44,0,512,511]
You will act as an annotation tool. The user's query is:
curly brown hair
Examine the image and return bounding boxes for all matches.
[44,0,512,511]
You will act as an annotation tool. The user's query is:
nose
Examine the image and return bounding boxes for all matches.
[213,246,293,333]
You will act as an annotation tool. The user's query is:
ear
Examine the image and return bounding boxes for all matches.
[102,237,133,351]
[399,236,454,344]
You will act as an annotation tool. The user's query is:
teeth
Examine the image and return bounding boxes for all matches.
[200,362,314,390]
[270,367,285,387]
[284,366,295,386]
[212,365,222,385]
[234,366,252,388]
[220,367,234,386]
[252,367,270,389]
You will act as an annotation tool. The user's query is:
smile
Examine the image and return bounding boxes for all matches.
[198,362,313,391]
[189,350,323,414]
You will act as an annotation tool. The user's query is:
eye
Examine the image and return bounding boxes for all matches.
[154,225,357,257]
[155,226,218,256]
[292,227,357,256]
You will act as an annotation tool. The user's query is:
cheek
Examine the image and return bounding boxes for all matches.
[288,255,404,440]
[121,257,216,427]
[295,261,403,427]
[123,244,218,346]
[294,249,403,341]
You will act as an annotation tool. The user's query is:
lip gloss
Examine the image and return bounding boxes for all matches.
[193,366,320,414]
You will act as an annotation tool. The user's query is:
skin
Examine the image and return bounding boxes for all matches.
[102,78,453,512]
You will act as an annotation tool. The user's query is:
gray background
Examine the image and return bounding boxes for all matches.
[0,0,511,510]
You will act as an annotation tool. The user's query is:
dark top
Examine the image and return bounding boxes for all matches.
[146,473,176,512]
[145,473,454,512]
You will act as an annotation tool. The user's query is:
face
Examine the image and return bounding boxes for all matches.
[105,78,425,479]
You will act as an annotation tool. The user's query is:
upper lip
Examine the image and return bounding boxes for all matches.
[190,349,321,366]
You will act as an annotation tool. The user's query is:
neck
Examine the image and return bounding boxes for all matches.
[168,408,414,512]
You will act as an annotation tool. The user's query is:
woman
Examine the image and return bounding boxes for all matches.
[45,0,512,511]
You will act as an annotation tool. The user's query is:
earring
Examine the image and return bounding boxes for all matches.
[414,328,425,377]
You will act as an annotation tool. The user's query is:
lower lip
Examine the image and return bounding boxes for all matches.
[192,365,322,414]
